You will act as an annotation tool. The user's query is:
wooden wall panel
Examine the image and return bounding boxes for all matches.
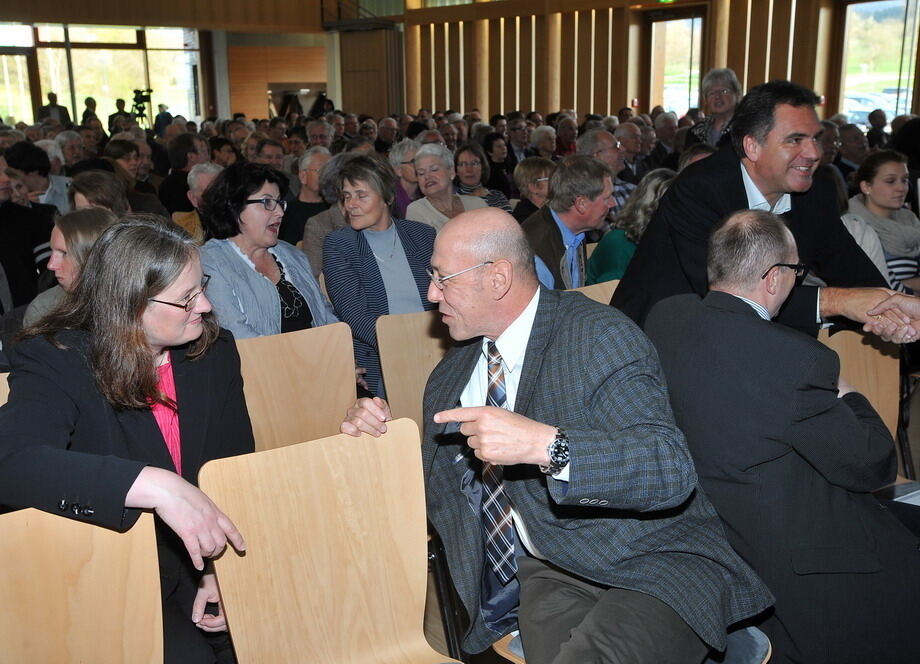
[519,16,534,113]
[726,0,751,90]
[746,0,772,88]
[559,12,577,110]
[448,22,462,111]
[488,19,503,117]
[341,29,403,119]
[768,0,794,81]
[420,24,433,111]
[503,16,518,112]
[433,24,447,112]
[576,10,593,113]
[227,46,325,119]
[593,8,612,116]
[405,24,422,113]
[0,0,320,32]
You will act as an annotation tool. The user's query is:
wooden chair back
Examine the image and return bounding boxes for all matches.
[235,322,356,452]
[377,310,453,427]
[818,329,899,437]
[0,510,161,663]
[199,419,460,663]
[0,372,8,406]
[572,279,619,305]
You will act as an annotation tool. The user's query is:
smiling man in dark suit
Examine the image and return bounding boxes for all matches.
[612,80,913,342]
[645,209,920,664]
[342,207,771,663]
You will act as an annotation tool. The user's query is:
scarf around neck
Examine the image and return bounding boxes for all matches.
[848,194,920,257]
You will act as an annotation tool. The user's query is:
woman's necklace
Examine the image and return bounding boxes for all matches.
[431,194,459,219]
[371,227,399,263]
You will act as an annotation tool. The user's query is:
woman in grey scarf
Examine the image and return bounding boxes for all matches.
[842,150,920,293]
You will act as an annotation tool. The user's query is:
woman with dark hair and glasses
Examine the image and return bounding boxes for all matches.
[453,141,512,212]
[323,154,436,397]
[3,216,252,663]
[199,161,338,340]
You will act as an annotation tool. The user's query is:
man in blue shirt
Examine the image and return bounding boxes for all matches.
[520,156,613,289]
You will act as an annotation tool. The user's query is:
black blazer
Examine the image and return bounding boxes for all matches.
[0,329,254,660]
[646,292,920,663]
[612,144,888,333]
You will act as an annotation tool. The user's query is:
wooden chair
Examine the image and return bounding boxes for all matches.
[377,309,453,427]
[235,322,357,452]
[572,279,619,305]
[817,328,912,475]
[199,419,462,664]
[0,509,161,663]
[0,372,8,406]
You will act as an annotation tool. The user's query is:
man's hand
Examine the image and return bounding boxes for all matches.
[433,406,556,466]
[863,293,920,343]
[820,287,905,324]
[340,397,392,437]
[192,569,227,632]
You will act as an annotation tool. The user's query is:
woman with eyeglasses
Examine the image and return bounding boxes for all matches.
[199,161,338,340]
[3,216,252,663]
[405,143,486,232]
[453,142,512,213]
[686,68,742,149]
[511,156,556,223]
[323,154,437,397]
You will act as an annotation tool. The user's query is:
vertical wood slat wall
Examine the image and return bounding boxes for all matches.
[410,8,634,117]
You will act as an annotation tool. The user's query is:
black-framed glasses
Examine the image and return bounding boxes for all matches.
[760,263,808,280]
[245,197,287,212]
[149,275,211,312]
[427,261,494,290]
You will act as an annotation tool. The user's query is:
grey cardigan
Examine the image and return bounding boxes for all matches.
[199,238,338,339]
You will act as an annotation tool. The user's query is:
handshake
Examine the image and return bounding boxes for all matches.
[858,291,920,343]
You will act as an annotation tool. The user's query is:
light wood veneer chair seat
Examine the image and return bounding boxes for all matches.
[199,419,461,664]
[0,509,162,663]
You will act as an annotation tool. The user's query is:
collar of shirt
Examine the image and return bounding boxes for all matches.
[730,293,772,320]
[740,162,792,215]
[548,208,585,252]
[483,288,541,388]
[840,157,860,170]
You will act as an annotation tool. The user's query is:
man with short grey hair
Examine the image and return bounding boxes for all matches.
[280,146,331,246]
[613,122,644,184]
[375,117,399,154]
[172,162,223,243]
[576,129,636,221]
[307,120,334,148]
[521,155,613,289]
[646,208,920,664]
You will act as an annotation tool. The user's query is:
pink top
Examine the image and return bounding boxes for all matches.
[151,353,182,476]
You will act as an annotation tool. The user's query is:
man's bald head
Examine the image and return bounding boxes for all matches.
[708,209,797,295]
[440,208,537,284]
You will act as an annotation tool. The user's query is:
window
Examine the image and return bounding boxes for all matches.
[841,0,918,126]
[0,54,32,125]
[648,15,703,118]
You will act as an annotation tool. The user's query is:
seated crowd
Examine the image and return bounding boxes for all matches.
[1,72,920,664]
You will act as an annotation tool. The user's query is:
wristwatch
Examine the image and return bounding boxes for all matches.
[540,427,570,476]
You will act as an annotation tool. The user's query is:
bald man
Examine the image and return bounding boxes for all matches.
[341,208,771,663]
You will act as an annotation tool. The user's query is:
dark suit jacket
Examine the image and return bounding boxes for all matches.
[422,288,772,654]
[612,144,888,333]
[0,201,54,307]
[0,329,254,659]
[158,170,194,215]
[646,292,920,663]
[322,219,436,396]
[521,205,587,289]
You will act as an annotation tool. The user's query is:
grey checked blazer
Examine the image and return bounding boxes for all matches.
[422,288,772,654]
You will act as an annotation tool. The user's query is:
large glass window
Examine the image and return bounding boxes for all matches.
[37,48,71,111]
[649,16,703,117]
[71,49,147,124]
[0,54,31,125]
[842,0,918,126]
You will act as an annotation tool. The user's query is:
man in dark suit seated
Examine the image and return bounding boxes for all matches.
[645,209,920,664]
[341,207,772,663]
[612,80,916,343]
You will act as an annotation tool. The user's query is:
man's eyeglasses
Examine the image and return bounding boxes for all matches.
[149,274,211,312]
[760,263,808,280]
[245,197,287,212]
[427,261,494,290]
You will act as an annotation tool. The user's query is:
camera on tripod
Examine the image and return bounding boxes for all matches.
[133,89,153,105]
[131,88,154,128]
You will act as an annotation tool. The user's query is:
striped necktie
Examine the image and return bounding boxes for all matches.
[481,341,517,585]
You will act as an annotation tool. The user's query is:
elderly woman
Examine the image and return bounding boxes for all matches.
[199,161,338,339]
[405,143,486,232]
[389,138,421,218]
[530,125,558,162]
[554,115,578,157]
[687,67,741,148]
[482,132,514,197]
[587,168,676,284]
[3,216,252,663]
[323,155,436,397]
[512,156,556,223]
[24,208,118,326]
[453,141,512,212]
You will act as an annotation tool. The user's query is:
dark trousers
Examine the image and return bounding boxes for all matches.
[516,557,709,664]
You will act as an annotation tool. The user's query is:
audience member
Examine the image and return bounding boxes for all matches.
[529,124,557,162]
[676,142,716,171]
[55,130,84,175]
[686,68,741,148]
[2,216,251,664]
[279,146,330,245]
[406,143,487,232]
[341,206,771,662]
[36,92,71,127]
[553,115,577,157]
[587,168,676,284]
[438,122,458,152]
[5,140,70,214]
[388,138,421,219]
[80,97,97,124]
[173,162,223,244]
[505,117,535,169]
[511,156,554,223]
[322,155,435,396]
[107,98,132,133]
[867,108,890,148]
[69,169,129,216]
[522,155,612,289]
[23,207,117,326]
[613,122,644,184]
[375,117,399,154]
[648,111,679,170]
[645,209,920,664]
[613,80,894,337]
[834,123,869,184]
[454,142,512,212]
[576,128,636,221]
[209,137,237,168]
[199,162,337,340]
[159,133,209,215]
[891,117,920,214]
